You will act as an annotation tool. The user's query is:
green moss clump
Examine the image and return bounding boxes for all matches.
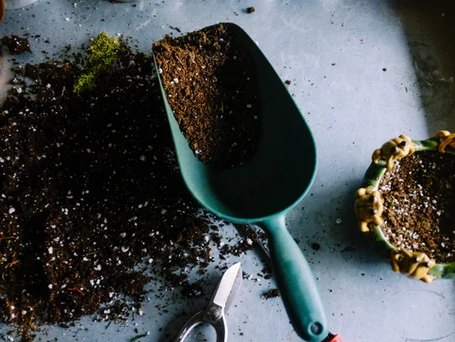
[73,32,120,94]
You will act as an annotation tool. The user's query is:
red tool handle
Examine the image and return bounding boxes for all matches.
[326,333,343,342]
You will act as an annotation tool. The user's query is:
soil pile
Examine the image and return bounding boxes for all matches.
[0,35,259,339]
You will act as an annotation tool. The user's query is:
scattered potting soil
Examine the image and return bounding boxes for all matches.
[0,34,262,340]
[379,151,455,263]
[1,35,31,55]
[311,243,321,251]
[262,288,280,300]
[152,23,261,169]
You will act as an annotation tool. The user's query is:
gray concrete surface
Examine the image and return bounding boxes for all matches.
[0,1,454,341]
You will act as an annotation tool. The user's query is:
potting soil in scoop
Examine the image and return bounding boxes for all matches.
[153,23,261,169]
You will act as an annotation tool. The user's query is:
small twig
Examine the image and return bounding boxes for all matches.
[0,236,15,241]
[234,224,270,260]
[248,224,271,259]
[68,287,83,294]
[130,333,148,342]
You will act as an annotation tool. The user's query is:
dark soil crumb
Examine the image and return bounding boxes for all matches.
[262,288,280,299]
[284,80,291,85]
[169,26,182,33]
[153,23,261,169]
[261,265,273,280]
[1,35,32,55]
[311,243,321,251]
[0,35,258,340]
[246,7,256,13]
[379,151,455,263]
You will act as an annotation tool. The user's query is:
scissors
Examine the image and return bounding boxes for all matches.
[175,262,242,342]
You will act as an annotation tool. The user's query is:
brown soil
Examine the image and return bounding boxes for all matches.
[0,35,262,340]
[1,35,32,55]
[379,151,455,263]
[152,23,261,169]
[262,288,280,299]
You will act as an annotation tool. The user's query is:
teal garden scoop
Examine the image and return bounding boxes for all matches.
[153,23,328,342]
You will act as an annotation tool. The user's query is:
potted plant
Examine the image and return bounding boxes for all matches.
[355,131,455,283]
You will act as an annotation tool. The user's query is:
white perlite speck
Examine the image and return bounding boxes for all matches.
[8,207,15,214]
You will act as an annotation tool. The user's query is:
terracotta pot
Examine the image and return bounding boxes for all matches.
[355,131,455,283]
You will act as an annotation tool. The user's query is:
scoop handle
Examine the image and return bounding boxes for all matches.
[260,214,328,341]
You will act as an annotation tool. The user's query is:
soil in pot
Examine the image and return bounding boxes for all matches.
[0,33,264,341]
[378,150,455,264]
[152,23,261,169]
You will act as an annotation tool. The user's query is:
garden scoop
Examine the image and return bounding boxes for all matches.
[153,23,337,342]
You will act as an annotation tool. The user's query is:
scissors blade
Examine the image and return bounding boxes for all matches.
[211,262,242,311]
